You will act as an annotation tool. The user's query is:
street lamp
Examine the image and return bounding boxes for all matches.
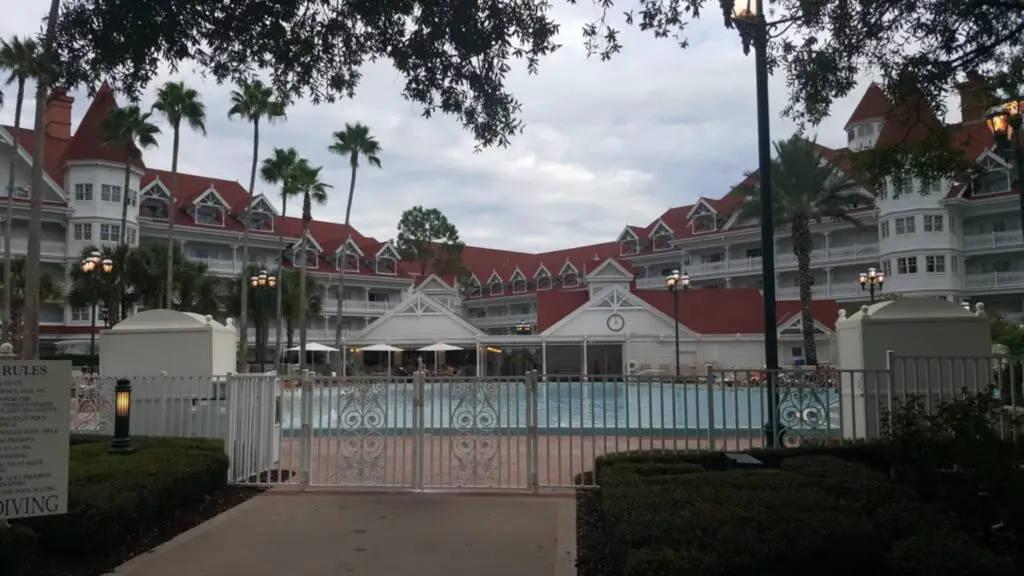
[249,270,277,370]
[858,267,885,302]
[80,251,114,357]
[664,269,690,379]
[985,99,1024,232]
[722,0,786,446]
[962,300,972,312]
[515,320,532,335]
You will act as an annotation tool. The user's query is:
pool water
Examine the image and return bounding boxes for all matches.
[278,381,841,435]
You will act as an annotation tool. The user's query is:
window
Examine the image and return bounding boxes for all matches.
[651,225,673,251]
[74,183,93,201]
[847,130,854,142]
[73,223,92,241]
[745,248,761,258]
[294,248,318,269]
[127,228,138,246]
[791,347,803,359]
[248,212,273,231]
[100,224,120,242]
[881,260,891,277]
[561,271,579,288]
[880,221,889,238]
[894,217,915,235]
[536,273,552,290]
[71,308,91,322]
[991,221,1008,233]
[896,256,917,275]
[141,199,168,219]
[920,180,941,195]
[511,272,527,294]
[464,279,482,298]
[701,253,723,264]
[923,215,944,232]
[101,184,122,203]
[195,205,223,225]
[5,186,29,199]
[128,189,137,207]
[974,160,1011,195]
[489,276,504,296]
[925,255,945,273]
[375,256,396,274]
[341,253,359,272]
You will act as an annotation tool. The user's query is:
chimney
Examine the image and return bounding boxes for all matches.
[44,88,74,140]
[956,72,989,125]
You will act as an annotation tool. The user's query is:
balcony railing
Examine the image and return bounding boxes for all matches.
[686,244,880,277]
[467,313,537,327]
[776,283,862,300]
[8,238,66,258]
[185,255,239,274]
[963,231,1024,252]
[245,328,356,342]
[966,271,1024,291]
[322,298,395,314]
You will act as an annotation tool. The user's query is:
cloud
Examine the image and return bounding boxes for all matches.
[0,0,874,252]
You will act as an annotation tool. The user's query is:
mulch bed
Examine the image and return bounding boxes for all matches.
[575,472,619,576]
[32,485,264,576]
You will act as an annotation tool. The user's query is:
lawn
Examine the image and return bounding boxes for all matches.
[1,435,263,576]
[577,393,1024,575]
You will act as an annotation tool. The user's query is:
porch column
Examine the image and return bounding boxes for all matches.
[475,339,482,377]
[231,244,239,273]
[581,337,588,378]
[825,267,833,297]
[824,231,831,259]
[623,334,630,375]
[541,337,547,375]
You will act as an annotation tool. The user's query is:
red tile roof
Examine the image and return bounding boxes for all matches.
[62,82,146,171]
[536,290,590,332]
[845,83,892,128]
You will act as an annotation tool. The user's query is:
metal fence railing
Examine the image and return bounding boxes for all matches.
[74,355,1024,491]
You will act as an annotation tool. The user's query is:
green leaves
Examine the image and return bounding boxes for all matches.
[395,206,465,276]
[101,105,161,155]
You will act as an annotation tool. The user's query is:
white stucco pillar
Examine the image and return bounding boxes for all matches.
[475,340,482,377]
[541,338,547,375]
[622,334,630,375]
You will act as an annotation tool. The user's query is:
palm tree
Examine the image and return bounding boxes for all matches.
[736,136,865,365]
[292,160,332,373]
[260,146,301,371]
[151,80,207,309]
[0,36,41,342]
[228,79,286,371]
[0,257,59,355]
[22,0,60,359]
[101,105,161,244]
[327,123,382,370]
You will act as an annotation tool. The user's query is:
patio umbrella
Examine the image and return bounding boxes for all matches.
[358,343,404,376]
[287,342,340,369]
[418,343,463,372]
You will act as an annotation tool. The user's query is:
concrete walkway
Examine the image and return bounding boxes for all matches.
[108,492,577,576]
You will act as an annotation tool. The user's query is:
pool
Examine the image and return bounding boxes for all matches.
[277,380,841,436]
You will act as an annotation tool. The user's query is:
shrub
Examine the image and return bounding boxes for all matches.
[15,437,228,558]
[0,524,38,576]
[887,530,1016,575]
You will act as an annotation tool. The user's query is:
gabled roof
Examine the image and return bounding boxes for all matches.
[62,82,147,171]
[193,186,230,208]
[845,83,892,129]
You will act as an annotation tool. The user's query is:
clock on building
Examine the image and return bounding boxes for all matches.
[606,313,625,332]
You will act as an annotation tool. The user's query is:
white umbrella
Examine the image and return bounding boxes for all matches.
[288,342,339,352]
[418,343,463,372]
[358,343,404,376]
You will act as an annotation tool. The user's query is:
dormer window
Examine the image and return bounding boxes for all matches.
[688,200,718,234]
[291,235,322,269]
[618,229,640,255]
[535,267,552,290]
[245,195,277,232]
[650,222,673,251]
[337,238,362,272]
[510,269,527,294]
[464,277,482,298]
[973,153,1012,196]
[488,273,504,296]
[139,183,171,220]
[192,188,228,227]
[560,262,579,288]
[374,242,400,275]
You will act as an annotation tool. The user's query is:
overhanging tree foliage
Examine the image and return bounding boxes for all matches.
[395,206,466,277]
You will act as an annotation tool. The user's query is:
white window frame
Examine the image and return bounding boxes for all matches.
[535,272,552,291]
[923,215,944,232]
[560,263,579,288]
[897,256,917,275]
[100,223,120,242]
[73,223,92,241]
[375,256,396,275]
[510,271,527,294]
[925,255,945,273]
[487,273,504,296]
[101,184,122,203]
[74,183,93,201]
[70,307,91,322]
[894,217,915,235]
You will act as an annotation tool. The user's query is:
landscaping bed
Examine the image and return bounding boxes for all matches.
[1,436,263,576]
[578,451,1016,575]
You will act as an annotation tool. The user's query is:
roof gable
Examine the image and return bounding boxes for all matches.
[354,292,485,342]
[62,82,147,170]
[585,258,633,281]
[533,263,551,279]
[193,186,230,209]
[249,194,278,215]
[416,274,455,292]
[686,200,717,219]
[845,83,892,129]
[540,285,698,338]
[375,242,400,260]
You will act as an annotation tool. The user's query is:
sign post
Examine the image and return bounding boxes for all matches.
[0,345,71,522]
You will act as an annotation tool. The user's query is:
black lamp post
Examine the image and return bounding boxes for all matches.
[664,269,690,379]
[108,377,134,454]
[985,99,1024,231]
[515,320,532,335]
[722,0,786,447]
[80,251,114,357]
[249,270,277,370]
[858,267,885,302]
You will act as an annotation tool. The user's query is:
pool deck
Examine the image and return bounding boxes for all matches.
[109,492,576,576]
[247,434,763,488]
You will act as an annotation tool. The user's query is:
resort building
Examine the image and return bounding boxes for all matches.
[0,79,1020,368]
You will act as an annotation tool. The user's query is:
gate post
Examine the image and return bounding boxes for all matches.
[225,373,239,483]
[412,370,425,490]
[299,370,313,488]
[526,370,540,494]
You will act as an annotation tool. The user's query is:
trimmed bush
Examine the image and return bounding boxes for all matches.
[887,530,1016,575]
[0,524,38,576]
[14,437,229,559]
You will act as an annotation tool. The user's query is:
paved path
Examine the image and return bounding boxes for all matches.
[108,492,577,576]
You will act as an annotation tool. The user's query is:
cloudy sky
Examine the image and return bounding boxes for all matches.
[0,1,873,253]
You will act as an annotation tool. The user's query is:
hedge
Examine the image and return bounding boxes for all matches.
[593,454,1014,575]
[1,436,229,574]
